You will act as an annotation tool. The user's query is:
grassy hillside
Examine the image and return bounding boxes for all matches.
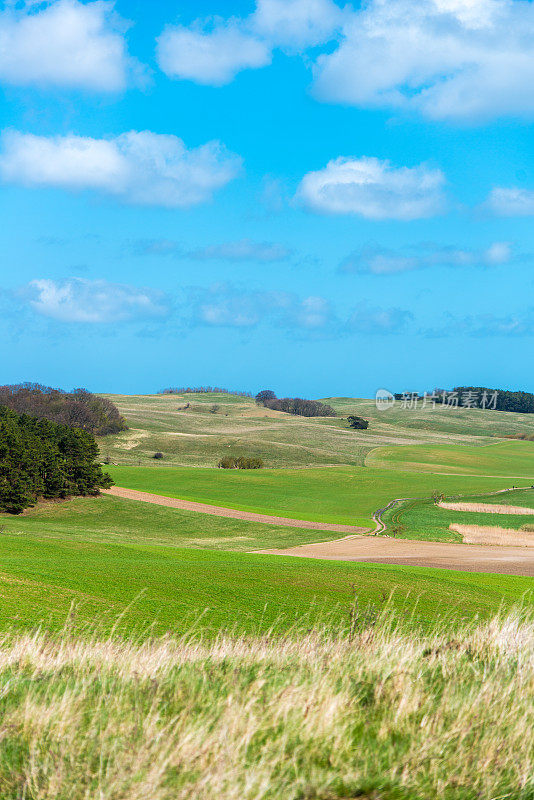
[106,464,532,527]
[0,496,531,636]
[99,392,534,469]
[367,439,534,477]
[0,610,531,800]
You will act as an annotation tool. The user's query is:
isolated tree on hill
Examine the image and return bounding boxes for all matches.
[255,390,276,405]
[347,416,369,430]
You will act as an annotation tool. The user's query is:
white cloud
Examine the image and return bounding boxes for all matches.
[156,0,343,86]
[26,278,168,323]
[425,308,534,337]
[0,129,242,207]
[313,0,534,122]
[291,296,332,328]
[191,285,334,330]
[297,156,446,220]
[485,187,534,216]
[193,239,291,262]
[155,0,534,121]
[347,302,413,332]
[0,0,138,92]
[341,241,513,274]
[157,19,271,86]
[252,0,344,50]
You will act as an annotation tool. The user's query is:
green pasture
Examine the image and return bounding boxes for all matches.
[106,464,531,527]
[367,439,534,477]
[0,496,531,636]
[381,488,534,542]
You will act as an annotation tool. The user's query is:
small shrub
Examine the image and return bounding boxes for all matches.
[217,456,263,469]
[153,452,164,460]
[210,404,220,414]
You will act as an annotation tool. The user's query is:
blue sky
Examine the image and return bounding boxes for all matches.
[0,0,533,397]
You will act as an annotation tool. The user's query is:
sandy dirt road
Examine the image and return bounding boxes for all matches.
[103,486,369,534]
[255,537,534,576]
[105,487,534,575]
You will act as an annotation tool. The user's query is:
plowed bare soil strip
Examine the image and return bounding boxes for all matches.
[255,538,534,576]
[103,487,369,533]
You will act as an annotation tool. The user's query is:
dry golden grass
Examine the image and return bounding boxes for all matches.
[449,523,534,546]
[439,500,534,515]
[0,611,532,799]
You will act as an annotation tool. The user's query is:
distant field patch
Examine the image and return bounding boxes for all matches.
[439,501,534,515]
[367,439,534,478]
[382,488,534,543]
[449,523,534,546]
[106,465,531,527]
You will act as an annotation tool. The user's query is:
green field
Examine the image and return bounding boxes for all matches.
[0,495,531,637]
[367,439,534,477]
[107,463,532,527]
[1,392,533,639]
[382,488,534,542]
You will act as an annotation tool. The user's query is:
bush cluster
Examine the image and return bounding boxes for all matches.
[217,455,264,469]
[0,384,127,435]
[255,390,336,418]
[0,406,113,514]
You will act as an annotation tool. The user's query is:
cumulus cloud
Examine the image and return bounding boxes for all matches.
[341,241,513,275]
[252,0,344,51]
[0,130,242,207]
[347,302,413,332]
[0,0,139,92]
[425,308,534,337]
[155,0,534,121]
[192,239,292,262]
[485,187,534,216]
[25,278,168,323]
[190,285,334,330]
[297,157,446,220]
[131,238,291,262]
[156,0,343,86]
[190,284,411,334]
[157,19,271,87]
[313,0,534,122]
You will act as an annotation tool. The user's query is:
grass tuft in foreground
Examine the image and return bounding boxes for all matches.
[0,609,532,799]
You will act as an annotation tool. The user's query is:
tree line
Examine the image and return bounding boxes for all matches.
[433,386,534,414]
[0,406,113,514]
[0,384,127,435]
[160,386,253,397]
[255,390,336,417]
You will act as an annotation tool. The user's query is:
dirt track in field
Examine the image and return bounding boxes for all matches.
[103,487,369,533]
[105,487,534,575]
[255,538,534,576]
